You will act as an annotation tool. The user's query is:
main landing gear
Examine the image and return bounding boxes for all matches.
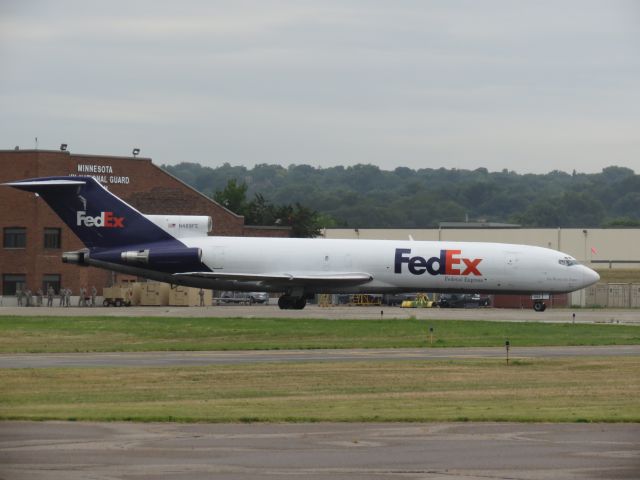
[278,295,307,310]
[533,301,547,312]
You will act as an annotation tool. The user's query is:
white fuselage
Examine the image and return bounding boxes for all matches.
[167,236,599,294]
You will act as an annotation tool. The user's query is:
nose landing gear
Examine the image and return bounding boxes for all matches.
[533,301,547,312]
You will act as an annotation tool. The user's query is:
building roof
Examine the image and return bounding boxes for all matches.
[438,222,521,229]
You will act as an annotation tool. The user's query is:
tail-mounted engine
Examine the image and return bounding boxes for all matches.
[62,250,90,266]
[120,247,203,267]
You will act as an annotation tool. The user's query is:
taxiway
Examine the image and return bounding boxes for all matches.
[1,421,638,480]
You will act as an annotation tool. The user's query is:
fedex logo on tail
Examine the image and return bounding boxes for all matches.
[395,248,482,276]
[76,211,125,228]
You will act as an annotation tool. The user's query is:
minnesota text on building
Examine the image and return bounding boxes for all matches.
[0,149,289,296]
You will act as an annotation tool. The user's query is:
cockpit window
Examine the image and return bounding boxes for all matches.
[558,257,579,266]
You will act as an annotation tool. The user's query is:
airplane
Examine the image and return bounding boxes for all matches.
[4,176,600,311]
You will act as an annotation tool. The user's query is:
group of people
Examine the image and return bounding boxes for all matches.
[16,286,98,307]
[15,287,44,307]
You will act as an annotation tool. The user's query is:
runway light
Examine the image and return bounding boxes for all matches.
[505,339,510,365]
[60,144,67,151]
[132,148,140,157]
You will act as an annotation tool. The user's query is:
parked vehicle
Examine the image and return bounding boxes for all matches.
[383,293,420,306]
[400,293,435,308]
[102,284,139,307]
[437,293,491,308]
[219,291,270,305]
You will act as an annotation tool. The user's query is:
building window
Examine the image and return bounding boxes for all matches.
[2,274,26,295]
[42,274,61,294]
[3,227,26,248]
[44,228,61,249]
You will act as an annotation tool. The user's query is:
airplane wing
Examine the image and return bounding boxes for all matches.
[174,271,373,287]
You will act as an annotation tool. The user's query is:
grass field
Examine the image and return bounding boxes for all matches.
[0,316,639,353]
[2,316,638,424]
[1,357,638,422]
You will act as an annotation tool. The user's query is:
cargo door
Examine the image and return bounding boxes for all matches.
[211,246,225,270]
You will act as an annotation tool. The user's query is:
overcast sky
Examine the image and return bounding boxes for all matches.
[1,1,638,173]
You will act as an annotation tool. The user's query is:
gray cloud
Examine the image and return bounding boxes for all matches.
[0,0,638,172]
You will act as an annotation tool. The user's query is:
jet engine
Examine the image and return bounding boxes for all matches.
[62,250,90,266]
[120,247,202,267]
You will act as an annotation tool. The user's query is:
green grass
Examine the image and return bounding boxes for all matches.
[0,316,639,353]
[1,358,638,422]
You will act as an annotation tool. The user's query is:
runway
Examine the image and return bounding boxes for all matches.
[1,345,639,368]
[1,421,638,480]
[2,304,640,324]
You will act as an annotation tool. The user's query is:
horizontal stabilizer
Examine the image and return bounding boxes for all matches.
[3,179,86,190]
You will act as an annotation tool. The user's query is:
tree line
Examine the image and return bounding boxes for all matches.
[162,162,640,234]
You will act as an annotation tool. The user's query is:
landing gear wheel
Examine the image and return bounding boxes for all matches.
[114,299,123,307]
[103,299,110,307]
[278,295,307,310]
[533,301,546,312]
[278,295,290,309]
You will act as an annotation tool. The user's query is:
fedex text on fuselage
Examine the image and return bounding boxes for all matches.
[394,248,482,276]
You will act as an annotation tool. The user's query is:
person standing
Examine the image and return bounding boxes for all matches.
[91,286,97,307]
[78,287,86,307]
[25,288,32,307]
[65,288,71,307]
[59,287,65,307]
[199,288,205,307]
[16,286,23,307]
[36,288,43,307]
[47,286,54,307]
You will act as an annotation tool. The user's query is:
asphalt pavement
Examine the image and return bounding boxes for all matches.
[1,421,638,480]
[2,303,640,324]
[1,345,639,368]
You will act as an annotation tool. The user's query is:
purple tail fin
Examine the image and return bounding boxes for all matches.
[4,176,177,249]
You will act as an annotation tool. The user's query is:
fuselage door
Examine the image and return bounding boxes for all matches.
[211,246,225,270]
[504,252,520,288]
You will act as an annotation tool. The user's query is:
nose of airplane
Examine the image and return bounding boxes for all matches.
[582,266,600,288]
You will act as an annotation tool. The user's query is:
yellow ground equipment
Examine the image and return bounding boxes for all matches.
[317,294,332,307]
[349,294,382,306]
[401,293,435,308]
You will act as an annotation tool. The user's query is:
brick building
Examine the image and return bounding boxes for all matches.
[0,149,289,296]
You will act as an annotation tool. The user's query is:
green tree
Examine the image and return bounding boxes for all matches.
[602,217,640,227]
[214,179,248,213]
[163,163,640,229]
[272,203,323,238]
[213,179,326,237]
